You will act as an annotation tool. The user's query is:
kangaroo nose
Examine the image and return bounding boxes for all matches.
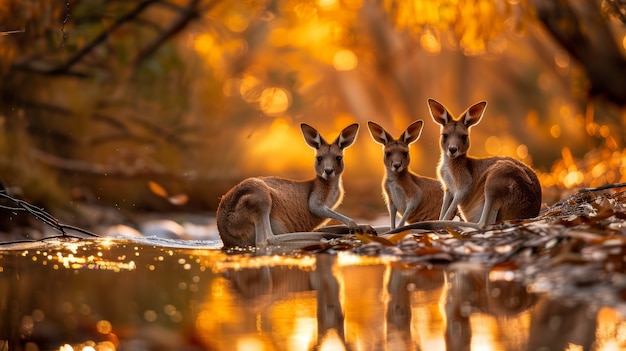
[324,168,334,175]
[448,146,458,155]
[392,163,401,171]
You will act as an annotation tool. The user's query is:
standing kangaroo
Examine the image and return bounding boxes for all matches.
[428,99,542,226]
[217,123,367,248]
[367,120,443,229]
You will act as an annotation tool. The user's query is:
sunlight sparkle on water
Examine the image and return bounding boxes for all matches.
[237,337,265,351]
[319,329,346,351]
[289,317,316,351]
[99,238,114,248]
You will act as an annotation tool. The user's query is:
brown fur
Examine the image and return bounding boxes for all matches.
[428,99,542,226]
[367,120,443,229]
[216,123,362,248]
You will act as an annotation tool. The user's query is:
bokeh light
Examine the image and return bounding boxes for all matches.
[333,49,358,71]
[259,87,291,115]
[420,31,441,54]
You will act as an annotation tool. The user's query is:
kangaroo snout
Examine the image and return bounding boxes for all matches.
[447,146,458,156]
[323,168,335,178]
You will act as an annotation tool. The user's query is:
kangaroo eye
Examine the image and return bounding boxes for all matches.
[442,133,448,140]
[317,156,323,162]
[336,156,343,162]
[385,151,391,158]
[402,151,408,157]
[461,135,468,142]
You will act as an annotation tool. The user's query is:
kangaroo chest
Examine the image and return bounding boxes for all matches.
[309,181,342,209]
[440,158,487,222]
[386,180,409,212]
[439,158,474,192]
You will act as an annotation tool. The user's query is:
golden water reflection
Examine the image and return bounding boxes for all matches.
[0,238,624,350]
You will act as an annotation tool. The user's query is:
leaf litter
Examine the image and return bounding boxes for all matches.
[302,185,626,309]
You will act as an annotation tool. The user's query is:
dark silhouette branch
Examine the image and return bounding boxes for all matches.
[0,191,98,238]
[50,0,157,75]
[533,0,626,105]
[10,0,157,76]
[133,0,203,66]
[12,0,206,78]
[603,0,626,25]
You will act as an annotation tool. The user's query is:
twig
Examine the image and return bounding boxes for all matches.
[578,182,626,193]
[0,192,98,239]
[0,29,25,36]
[61,0,71,47]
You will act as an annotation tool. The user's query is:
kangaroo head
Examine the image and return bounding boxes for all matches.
[301,123,359,180]
[368,120,423,173]
[428,99,487,159]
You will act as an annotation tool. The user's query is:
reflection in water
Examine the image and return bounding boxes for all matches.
[0,238,624,350]
[444,262,537,351]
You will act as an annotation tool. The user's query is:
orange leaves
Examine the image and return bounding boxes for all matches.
[382,0,522,56]
[148,181,168,198]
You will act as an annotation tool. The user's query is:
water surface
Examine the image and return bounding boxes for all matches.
[0,237,623,351]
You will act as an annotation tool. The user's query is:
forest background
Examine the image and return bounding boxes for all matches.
[1,0,626,230]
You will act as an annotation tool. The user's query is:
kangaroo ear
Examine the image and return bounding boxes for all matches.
[335,123,359,149]
[428,99,450,126]
[402,120,424,145]
[301,123,327,149]
[367,121,392,145]
[463,101,487,127]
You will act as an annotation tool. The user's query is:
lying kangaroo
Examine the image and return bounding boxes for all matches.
[428,99,542,226]
[367,120,442,229]
[217,123,370,248]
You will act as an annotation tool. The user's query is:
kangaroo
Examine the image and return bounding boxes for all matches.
[428,99,542,226]
[367,120,443,229]
[216,123,370,248]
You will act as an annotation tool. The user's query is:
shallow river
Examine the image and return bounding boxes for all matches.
[0,235,624,351]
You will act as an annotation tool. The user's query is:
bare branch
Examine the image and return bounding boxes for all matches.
[0,191,98,238]
[12,0,158,76]
[132,0,203,66]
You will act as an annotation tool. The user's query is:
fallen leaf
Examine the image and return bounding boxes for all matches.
[446,226,465,239]
[384,230,414,244]
[355,233,393,246]
[148,181,169,198]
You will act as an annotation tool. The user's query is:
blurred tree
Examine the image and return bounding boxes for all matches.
[1,0,625,224]
[0,0,206,214]
[532,0,626,105]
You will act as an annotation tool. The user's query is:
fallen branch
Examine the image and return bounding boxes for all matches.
[0,191,98,240]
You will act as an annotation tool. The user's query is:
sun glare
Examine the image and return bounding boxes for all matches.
[247,119,312,173]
